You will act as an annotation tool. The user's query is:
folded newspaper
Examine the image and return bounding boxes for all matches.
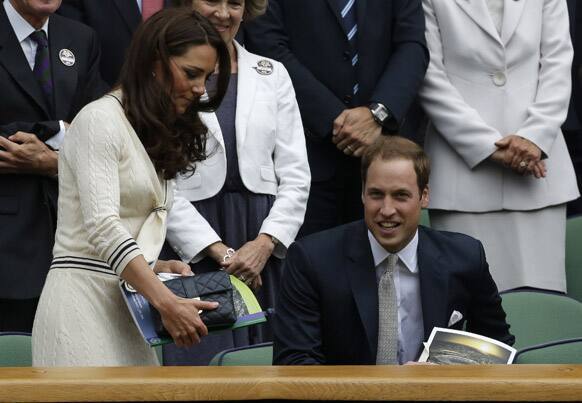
[120,273,267,346]
[418,327,516,364]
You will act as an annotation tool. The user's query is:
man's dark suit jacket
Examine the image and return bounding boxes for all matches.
[58,0,176,87]
[244,0,428,182]
[0,3,106,299]
[273,221,514,365]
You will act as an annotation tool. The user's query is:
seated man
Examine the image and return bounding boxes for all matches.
[273,136,514,365]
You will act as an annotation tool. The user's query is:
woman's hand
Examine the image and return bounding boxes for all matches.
[490,146,546,178]
[222,234,274,288]
[494,135,543,172]
[153,259,193,276]
[157,296,218,348]
[205,241,234,265]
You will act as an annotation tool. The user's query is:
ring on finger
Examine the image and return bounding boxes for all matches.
[344,145,353,153]
[519,160,527,168]
[239,274,246,282]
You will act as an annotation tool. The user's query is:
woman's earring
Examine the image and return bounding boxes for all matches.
[152,71,156,78]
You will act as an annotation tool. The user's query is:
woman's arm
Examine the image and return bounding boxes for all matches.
[419,0,502,169]
[121,255,217,347]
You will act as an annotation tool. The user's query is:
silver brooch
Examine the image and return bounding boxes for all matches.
[59,49,75,66]
[253,59,273,75]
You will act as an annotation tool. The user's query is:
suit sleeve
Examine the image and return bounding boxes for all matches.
[259,63,310,257]
[465,241,515,346]
[273,242,326,365]
[514,0,573,156]
[244,0,345,141]
[79,27,109,107]
[369,0,429,124]
[419,0,502,168]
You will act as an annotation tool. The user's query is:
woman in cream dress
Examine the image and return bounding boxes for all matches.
[420,0,579,292]
[32,9,231,366]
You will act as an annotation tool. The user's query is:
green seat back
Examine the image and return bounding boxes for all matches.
[209,343,273,366]
[0,333,32,367]
[420,209,430,227]
[501,291,582,350]
[516,338,582,364]
[566,216,582,302]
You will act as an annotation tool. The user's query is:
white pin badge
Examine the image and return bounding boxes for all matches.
[59,49,75,66]
[253,59,273,75]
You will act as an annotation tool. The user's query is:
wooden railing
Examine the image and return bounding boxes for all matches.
[1,365,582,402]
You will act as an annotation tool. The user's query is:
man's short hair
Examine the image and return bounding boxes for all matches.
[361,136,430,193]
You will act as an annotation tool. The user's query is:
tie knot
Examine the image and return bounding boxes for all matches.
[385,253,398,274]
[29,30,48,47]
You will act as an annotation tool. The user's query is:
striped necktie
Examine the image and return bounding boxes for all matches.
[340,0,359,95]
[29,30,54,112]
[376,253,399,364]
[142,0,164,21]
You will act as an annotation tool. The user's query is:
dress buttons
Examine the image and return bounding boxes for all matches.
[492,71,506,86]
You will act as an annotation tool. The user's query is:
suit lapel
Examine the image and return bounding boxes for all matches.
[48,16,76,120]
[234,42,257,147]
[326,0,348,37]
[417,227,450,339]
[455,0,502,45]
[501,0,526,45]
[346,221,378,358]
[0,7,51,118]
[112,0,141,33]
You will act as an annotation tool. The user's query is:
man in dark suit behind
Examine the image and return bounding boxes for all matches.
[244,0,429,236]
[0,0,106,331]
[58,0,176,86]
[274,136,514,365]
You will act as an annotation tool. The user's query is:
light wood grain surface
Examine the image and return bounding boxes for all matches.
[1,365,582,402]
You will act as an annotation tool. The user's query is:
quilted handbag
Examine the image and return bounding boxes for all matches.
[151,270,237,337]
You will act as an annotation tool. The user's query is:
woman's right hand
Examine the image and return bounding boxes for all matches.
[205,241,233,265]
[157,296,218,348]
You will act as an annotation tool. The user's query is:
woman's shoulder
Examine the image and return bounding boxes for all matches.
[73,90,125,124]
[237,42,286,74]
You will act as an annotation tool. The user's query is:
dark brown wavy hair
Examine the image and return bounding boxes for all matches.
[118,8,231,179]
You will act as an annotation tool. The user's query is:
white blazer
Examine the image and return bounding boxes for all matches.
[166,42,310,262]
[420,0,579,211]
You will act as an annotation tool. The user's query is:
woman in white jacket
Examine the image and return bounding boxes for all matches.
[420,0,579,292]
[162,0,310,364]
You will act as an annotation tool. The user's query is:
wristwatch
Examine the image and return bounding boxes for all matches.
[369,103,399,134]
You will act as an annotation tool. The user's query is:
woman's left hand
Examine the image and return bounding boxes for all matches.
[494,135,543,172]
[154,259,193,276]
[222,234,274,288]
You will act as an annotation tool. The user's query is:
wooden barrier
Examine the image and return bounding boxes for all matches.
[1,365,582,402]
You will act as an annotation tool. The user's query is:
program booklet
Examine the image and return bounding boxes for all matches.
[418,327,516,364]
[120,273,267,346]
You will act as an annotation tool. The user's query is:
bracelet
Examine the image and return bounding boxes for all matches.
[222,248,235,263]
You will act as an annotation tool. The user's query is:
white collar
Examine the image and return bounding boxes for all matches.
[367,229,419,273]
[4,0,50,44]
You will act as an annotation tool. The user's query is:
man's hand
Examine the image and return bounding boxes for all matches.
[0,131,58,176]
[332,107,382,157]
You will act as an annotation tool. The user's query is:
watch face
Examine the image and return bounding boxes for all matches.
[376,108,389,122]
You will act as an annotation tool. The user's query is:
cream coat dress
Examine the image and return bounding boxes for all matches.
[32,92,171,366]
[419,0,579,291]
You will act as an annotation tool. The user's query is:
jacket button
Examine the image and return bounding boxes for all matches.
[343,51,351,61]
[492,71,506,86]
[343,95,352,105]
